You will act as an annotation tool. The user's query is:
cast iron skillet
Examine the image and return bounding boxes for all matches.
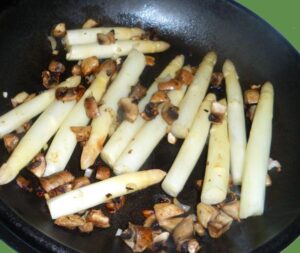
[0,0,299,252]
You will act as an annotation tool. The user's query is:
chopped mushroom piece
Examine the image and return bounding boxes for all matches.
[181,239,201,253]
[42,70,60,88]
[244,89,260,105]
[129,84,147,102]
[84,96,100,119]
[141,102,159,121]
[150,91,170,104]
[142,209,154,218]
[40,171,75,192]
[209,101,227,123]
[48,60,66,74]
[72,176,90,189]
[143,214,157,228]
[52,23,66,37]
[158,79,182,91]
[3,133,19,152]
[70,126,92,143]
[55,86,85,102]
[79,221,94,233]
[118,97,139,123]
[98,59,117,77]
[154,203,184,224]
[105,196,126,213]
[121,223,153,252]
[246,104,256,121]
[145,56,155,66]
[161,102,179,125]
[196,203,219,228]
[195,179,203,190]
[97,30,116,45]
[152,231,170,252]
[159,217,183,232]
[207,211,233,238]
[54,214,85,230]
[86,209,110,228]
[16,176,32,192]
[194,222,205,237]
[220,200,240,221]
[96,166,111,180]
[27,153,46,178]
[45,183,73,199]
[176,69,193,85]
[80,56,100,76]
[173,216,194,252]
[71,64,82,76]
[11,91,29,107]
[210,72,224,86]
[82,19,99,28]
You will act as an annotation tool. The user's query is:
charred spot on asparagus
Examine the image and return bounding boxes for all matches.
[118,97,139,123]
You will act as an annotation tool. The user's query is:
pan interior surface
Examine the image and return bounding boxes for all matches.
[0,0,299,252]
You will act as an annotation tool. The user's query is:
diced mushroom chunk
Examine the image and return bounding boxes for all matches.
[176,69,193,85]
[97,30,116,45]
[150,91,170,104]
[173,216,194,251]
[196,202,219,228]
[141,102,159,121]
[98,59,117,77]
[244,89,260,105]
[118,97,139,123]
[129,84,147,102]
[210,72,224,86]
[72,176,90,190]
[39,171,75,192]
[161,102,179,125]
[220,200,240,221]
[81,56,100,76]
[55,86,85,102]
[70,126,92,143]
[16,176,32,192]
[105,196,126,213]
[142,209,155,218]
[145,56,155,66]
[152,231,170,252]
[71,64,82,76]
[48,60,65,74]
[52,23,66,37]
[154,203,184,224]
[27,153,46,178]
[159,217,183,232]
[246,104,256,121]
[45,183,73,199]
[143,213,157,228]
[79,222,94,233]
[3,133,19,152]
[84,96,100,119]
[207,211,233,238]
[42,70,60,88]
[86,209,110,228]
[11,91,29,107]
[158,79,182,91]
[82,19,99,28]
[54,215,85,230]
[194,222,205,237]
[96,166,111,180]
[209,101,227,123]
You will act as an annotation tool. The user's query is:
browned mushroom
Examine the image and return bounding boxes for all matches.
[39,171,75,192]
[11,91,29,107]
[195,179,203,190]
[42,70,60,88]
[220,200,240,221]
[79,221,94,233]
[52,23,66,37]
[154,203,184,224]
[207,211,233,238]
[159,217,184,232]
[196,202,219,228]
[45,183,73,199]
[98,59,117,77]
[72,176,90,190]
[121,223,153,252]
[176,69,193,85]
[71,64,82,76]
[3,133,19,152]
[16,176,32,192]
[152,231,170,252]
[145,56,155,66]
[70,126,92,143]
[244,89,260,105]
[97,30,116,45]
[27,153,46,178]
[118,97,139,123]
[158,79,182,91]
[86,209,110,228]
[209,101,227,123]
[246,104,256,121]
[105,196,126,213]
[96,166,111,180]
[54,214,85,230]
[81,56,100,76]
[210,72,224,86]
[141,102,159,121]
[84,96,100,119]
[82,19,99,28]
[55,86,86,102]
[194,222,205,237]
[48,60,66,74]
[172,215,194,252]
[142,209,154,218]
[161,102,179,125]
[143,213,157,228]
[129,84,147,102]
[181,239,201,253]
[150,91,170,104]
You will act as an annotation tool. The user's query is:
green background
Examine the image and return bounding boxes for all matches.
[0,0,299,252]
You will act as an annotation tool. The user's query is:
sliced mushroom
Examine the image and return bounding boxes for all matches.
[181,239,201,253]
[194,222,205,237]
[150,91,170,104]
[3,133,19,152]
[54,214,85,230]
[84,96,100,119]
[70,126,92,143]
[142,209,155,218]
[176,69,193,85]
[81,56,100,76]
[55,86,86,102]
[121,223,153,252]
[86,209,110,228]
[16,176,32,192]
[141,102,159,121]
[48,60,65,74]
[210,72,224,86]
[118,97,139,123]
[72,176,90,190]
[246,104,256,121]
[105,196,126,213]
[161,102,179,125]
[79,221,94,233]
[52,23,66,37]
[207,211,233,238]
[82,18,99,28]
[244,89,260,105]
[27,153,46,178]
[71,64,82,76]
[173,216,194,251]
[11,91,29,107]
[98,59,117,77]
[39,171,75,192]
[220,200,240,221]
[209,101,227,123]
[129,84,147,102]
[159,217,183,232]
[154,203,184,224]
[152,231,170,252]
[196,202,219,228]
[158,79,182,91]
[45,183,73,199]
[97,30,116,45]
[145,56,155,66]
[96,166,111,180]
[42,70,60,88]
[143,213,157,228]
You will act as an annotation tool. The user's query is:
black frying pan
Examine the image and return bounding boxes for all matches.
[0,0,299,252]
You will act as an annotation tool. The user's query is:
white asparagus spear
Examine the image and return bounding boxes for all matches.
[66,40,170,60]
[0,99,79,185]
[171,52,217,139]
[201,99,230,205]
[0,76,81,138]
[80,50,146,169]
[223,60,247,185]
[44,70,111,176]
[47,169,166,219]
[101,55,184,167]
[113,85,187,175]
[162,93,216,197]
[65,27,145,46]
[240,82,274,219]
